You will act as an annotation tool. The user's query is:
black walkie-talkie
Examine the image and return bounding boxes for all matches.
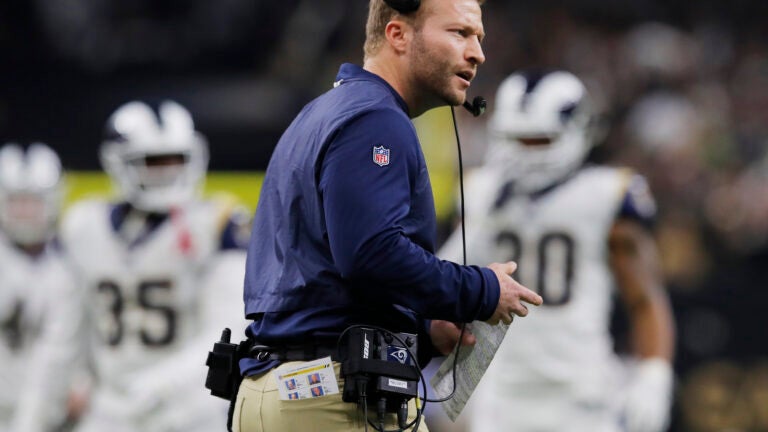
[205,328,240,400]
[205,328,253,432]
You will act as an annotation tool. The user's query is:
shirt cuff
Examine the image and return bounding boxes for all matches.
[476,267,500,321]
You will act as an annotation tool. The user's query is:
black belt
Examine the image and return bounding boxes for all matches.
[248,344,339,362]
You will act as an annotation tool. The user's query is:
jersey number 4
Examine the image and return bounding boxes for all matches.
[496,231,575,306]
[97,280,177,347]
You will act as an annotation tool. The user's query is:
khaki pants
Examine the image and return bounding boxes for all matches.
[233,361,429,432]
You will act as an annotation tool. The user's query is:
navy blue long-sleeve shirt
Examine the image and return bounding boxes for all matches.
[241,64,499,375]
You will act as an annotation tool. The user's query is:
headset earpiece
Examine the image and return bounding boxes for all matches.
[383,0,421,14]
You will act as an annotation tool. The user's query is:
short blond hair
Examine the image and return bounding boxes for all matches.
[363,0,485,62]
[363,0,416,61]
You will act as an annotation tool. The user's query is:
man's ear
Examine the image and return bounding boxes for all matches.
[385,20,411,54]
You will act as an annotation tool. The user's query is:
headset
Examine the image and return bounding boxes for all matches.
[383,0,421,14]
[383,0,486,118]
[463,96,486,117]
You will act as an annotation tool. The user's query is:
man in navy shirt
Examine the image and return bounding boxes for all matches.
[234,0,543,430]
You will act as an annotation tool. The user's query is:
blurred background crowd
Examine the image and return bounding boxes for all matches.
[2,0,768,431]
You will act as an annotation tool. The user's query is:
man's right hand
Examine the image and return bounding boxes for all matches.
[485,261,543,325]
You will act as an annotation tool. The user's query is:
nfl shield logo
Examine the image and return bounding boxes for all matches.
[372,146,390,167]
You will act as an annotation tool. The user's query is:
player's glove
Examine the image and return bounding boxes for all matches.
[623,358,674,432]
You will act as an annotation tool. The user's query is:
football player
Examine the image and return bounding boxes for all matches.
[439,71,676,432]
[0,143,81,431]
[17,100,251,432]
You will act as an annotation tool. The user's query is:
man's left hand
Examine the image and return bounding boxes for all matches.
[429,320,476,356]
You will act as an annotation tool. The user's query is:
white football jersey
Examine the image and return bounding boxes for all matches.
[57,197,249,432]
[0,236,78,429]
[440,166,653,431]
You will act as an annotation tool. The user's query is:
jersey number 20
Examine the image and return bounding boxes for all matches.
[496,231,575,306]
